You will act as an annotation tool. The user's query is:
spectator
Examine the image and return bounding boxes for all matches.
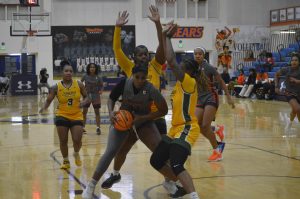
[254,70,269,99]
[263,52,275,72]
[239,68,257,98]
[228,69,245,96]
[219,67,230,94]
[236,69,246,85]
[38,68,50,94]
[221,67,230,84]
[0,73,9,95]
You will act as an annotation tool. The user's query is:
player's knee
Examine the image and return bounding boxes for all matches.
[171,162,185,176]
[200,123,211,132]
[150,152,165,171]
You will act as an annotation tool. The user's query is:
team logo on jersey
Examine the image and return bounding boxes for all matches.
[18,81,31,89]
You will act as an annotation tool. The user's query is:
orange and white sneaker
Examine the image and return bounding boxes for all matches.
[208,150,222,162]
[73,153,82,167]
[290,112,296,122]
[61,160,70,169]
[215,125,225,142]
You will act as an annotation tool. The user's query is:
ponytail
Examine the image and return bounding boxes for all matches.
[195,65,210,93]
[182,58,210,92]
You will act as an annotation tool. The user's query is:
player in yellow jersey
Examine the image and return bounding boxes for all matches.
[40,61,88,169]
[150,23,201,199]
[101,6,184,195]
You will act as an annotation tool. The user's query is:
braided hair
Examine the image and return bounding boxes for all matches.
[182,58,209,93]
[196,62,210,93]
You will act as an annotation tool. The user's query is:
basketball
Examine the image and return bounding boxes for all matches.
[113,110,133,131]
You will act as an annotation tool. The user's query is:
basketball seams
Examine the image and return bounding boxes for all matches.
[114,110,133,131]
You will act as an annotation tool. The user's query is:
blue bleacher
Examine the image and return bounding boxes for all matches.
[268,72,275,78]
[288,43,300,51]
[272,52,281,62]
[280,47,296,57]
[285,57,291,62]
[274,62,288,68]
[271,67,280,72]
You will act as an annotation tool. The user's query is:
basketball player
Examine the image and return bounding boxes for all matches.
[275,53,300,123]
[39,61,88,169]
[150,23,200,199]
[101,7,181,194]
[194,47,235,161]
[82,64,171,199]
[81,63,104,135]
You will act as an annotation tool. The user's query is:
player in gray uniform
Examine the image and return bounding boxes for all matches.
[275,53,300,123]
[194,47,235,162]
[82,64,178,199]
[81,63,103,135]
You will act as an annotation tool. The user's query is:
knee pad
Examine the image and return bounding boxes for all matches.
[171,163,185,176]
[150,152,165,171]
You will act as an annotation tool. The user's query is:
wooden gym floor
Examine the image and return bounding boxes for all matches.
[0,88,300,199]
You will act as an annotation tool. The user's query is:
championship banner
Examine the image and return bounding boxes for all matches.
[173,27,204,38]
[52,25,135,78]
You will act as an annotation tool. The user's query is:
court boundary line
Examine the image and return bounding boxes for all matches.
[50,141,300,199]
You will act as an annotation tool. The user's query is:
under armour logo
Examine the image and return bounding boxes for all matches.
[18,81,32,89]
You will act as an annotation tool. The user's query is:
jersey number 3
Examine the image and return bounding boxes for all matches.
[67,99,73,106]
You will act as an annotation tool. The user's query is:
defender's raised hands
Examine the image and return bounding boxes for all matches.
[116,11,129,27]
[148,5,160,23]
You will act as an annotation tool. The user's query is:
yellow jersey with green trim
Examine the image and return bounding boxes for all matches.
[113,26,162,112]
[56,80,83,121]
[170,73,198,126]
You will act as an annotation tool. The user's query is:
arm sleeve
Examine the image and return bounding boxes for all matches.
[113,26,134,77]
[181,73,196,93]
[109,78,126,102]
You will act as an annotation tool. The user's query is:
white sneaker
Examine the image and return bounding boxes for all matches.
[162,180,177,194]
[82,182,95,199]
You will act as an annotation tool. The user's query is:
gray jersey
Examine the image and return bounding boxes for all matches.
[198,61,218,97]
[121,78,164,116]
[280,67,300,95]
[81,74,103,94]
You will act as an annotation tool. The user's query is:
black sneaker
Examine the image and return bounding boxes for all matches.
[169,185,187,198]
[96,127,101,135]
[101,173,121,189]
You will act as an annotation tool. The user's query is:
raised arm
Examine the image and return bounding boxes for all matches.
[164,24,185,82]
[113,11,134,77]
[225,26,232,37]
[148,5,165,64]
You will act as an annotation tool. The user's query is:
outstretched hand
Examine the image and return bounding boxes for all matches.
[116,11,129,27]
[109,111,118,124]
[162,21,178,38]
[148,5,160,23]
[227,97,235,109]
